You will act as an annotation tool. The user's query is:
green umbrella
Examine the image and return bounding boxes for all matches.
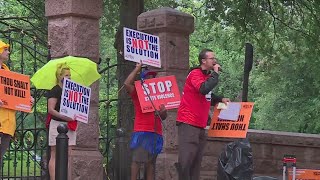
[31,56,101,90]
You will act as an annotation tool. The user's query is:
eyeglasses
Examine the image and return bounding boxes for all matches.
[205,57,217,61]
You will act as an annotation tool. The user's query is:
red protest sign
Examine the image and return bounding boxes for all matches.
[134,75,180,113]
[0,70,31,112]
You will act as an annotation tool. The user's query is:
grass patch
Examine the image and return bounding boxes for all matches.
[2,159,41,177]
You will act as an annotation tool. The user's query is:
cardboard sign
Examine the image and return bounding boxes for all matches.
[59,78,91,124]
[288,169,320,180]
[123,27,161,68]
[208,102,254,138]
[134,75,180,113]
[0,70,31,112]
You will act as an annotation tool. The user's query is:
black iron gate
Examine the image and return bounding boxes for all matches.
[0,30,50,179]
[0,5,124,180]
[0,33,122,180]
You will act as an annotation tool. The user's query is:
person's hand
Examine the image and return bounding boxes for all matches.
[221,98,231,105]
[62,115,74,122]
[159,104,167,120]
[135,62,143,70]
[159,104,166,113]
[213,64,221,73]
[0,99,3,107]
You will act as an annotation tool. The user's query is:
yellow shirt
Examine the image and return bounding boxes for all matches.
[0,63,16,136]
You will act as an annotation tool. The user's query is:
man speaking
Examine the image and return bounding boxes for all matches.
[176,49,230,180]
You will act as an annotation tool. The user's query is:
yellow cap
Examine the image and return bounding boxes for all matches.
[0,40,10,54]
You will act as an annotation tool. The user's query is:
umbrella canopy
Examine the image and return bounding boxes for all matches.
[31,56,101,90]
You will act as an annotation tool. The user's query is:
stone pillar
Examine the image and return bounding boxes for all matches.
[45,0,103,179]
[137,7,194,180]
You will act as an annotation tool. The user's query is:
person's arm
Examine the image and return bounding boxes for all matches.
[199,71,219,95]
[199,64,221,95]
[211,93,223,106]
[124,63,142,94]
[48,97,73,122]
[211,93,231,106]
[158,104,167,120]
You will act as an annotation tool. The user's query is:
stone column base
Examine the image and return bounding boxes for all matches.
[69,149,104,180]
[156,152,178,180]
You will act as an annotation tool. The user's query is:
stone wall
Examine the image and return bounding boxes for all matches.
[155,128,320,179]
[173,129,320,180]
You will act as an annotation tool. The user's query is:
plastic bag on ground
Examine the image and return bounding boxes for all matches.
[217,138,254,180]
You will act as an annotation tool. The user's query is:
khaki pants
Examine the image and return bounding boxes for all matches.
[177,123,207,180]
[48,119,77,146]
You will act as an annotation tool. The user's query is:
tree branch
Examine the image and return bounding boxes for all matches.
[266,0,315,41]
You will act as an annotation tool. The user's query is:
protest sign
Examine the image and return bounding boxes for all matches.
[123,27,161,68]
[0,70,31,112]
[59,78,91,124]
[288,169,320,180]
[208,102,254,138]
[134,75,180,113]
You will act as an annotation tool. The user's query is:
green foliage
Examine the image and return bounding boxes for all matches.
[172,0,320,133]
[3,1,320,179]
[203,0,320,133]
[145,0,178,10]
[4,0,320,149]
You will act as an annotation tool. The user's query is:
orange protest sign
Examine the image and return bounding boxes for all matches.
[134,75,181,113]
[0,70,31,112]
[288,169,320,180]
[208,102,254,138]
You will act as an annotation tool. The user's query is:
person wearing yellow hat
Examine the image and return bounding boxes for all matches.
[0,40,10,69]
[0,40,34,170]
[0,40,14,170]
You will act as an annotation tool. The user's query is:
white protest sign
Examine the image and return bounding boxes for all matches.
[123,27,161,68]
[59,78,91,124]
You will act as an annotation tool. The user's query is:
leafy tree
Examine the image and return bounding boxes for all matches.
[203,0,320,133]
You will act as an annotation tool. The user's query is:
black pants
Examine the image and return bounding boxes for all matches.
[0,133,11,174]
[177,123,206,180]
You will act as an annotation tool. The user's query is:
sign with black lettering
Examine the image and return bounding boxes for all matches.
[208,102,254,138]
[288,168,320,180]
[0,70,31,112]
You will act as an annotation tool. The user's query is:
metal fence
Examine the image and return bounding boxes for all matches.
[0,33,124,180]
[0,30,50,179]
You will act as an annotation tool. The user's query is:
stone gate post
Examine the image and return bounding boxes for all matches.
[137,7,194,180]
[45,0,104,179]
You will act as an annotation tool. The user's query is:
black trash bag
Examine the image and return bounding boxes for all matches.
[217,138,254,180]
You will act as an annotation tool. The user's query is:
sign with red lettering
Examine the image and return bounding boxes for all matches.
[134,75,180,113]
[208,102,254,138]
[123,27,161,68]
[0,70,31,112]
[59,78,91,124]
